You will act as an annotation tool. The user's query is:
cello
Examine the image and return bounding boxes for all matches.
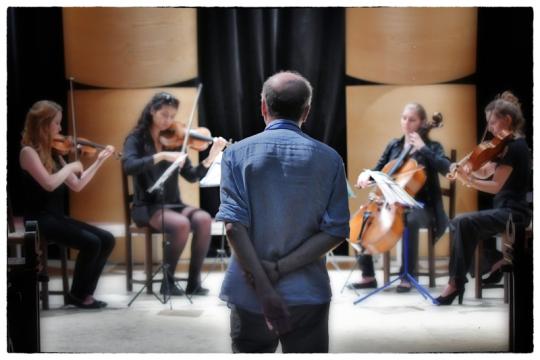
[349,113,443,254]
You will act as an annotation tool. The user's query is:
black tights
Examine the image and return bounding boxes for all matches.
[149,206,212,289]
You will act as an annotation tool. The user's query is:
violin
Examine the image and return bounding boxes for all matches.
[52,134,122,159]
[349,112,443,254]
[447,129,513,181]
[159,122,215,152]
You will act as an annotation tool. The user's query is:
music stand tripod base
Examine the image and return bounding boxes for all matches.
[353,227,439,306]
[128,187,193,307]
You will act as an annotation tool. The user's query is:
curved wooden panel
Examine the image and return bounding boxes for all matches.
[63,8,197,88]
[346,85,477,254]
[346,8,477,84]
[68,88,200,225]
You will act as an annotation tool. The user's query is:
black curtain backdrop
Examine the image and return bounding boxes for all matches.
[5,10,534,343]
[197,8,346,233]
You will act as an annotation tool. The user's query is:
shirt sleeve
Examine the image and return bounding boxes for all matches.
[418,141,451,175]
[215,150,250,228]
[496,141,518,167]
[320,160,350,238]
[179,157,209,183]
[122,133,155,175]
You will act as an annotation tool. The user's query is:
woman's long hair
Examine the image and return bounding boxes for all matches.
[485,91,525,138]
[130,92,180,147]
[21,100,62,173]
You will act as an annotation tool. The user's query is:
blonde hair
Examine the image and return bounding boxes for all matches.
[485,91,525,137]
[21,100,62,172]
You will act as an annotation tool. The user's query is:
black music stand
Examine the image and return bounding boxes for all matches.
[128,183,193,309]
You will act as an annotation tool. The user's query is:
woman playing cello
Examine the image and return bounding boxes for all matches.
[348,102,451,292]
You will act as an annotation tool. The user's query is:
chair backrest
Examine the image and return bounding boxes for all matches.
[121,166,135,229]
[7,195,16,233]
[441,149,457,219]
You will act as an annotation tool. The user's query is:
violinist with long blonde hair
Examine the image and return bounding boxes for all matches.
[19,100,116,309]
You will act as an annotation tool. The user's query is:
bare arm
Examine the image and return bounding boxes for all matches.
[225,222,291,334]
[457,164,512,194]
[64,146,115,192]
[20,146,79,192]
[471,161,497,179]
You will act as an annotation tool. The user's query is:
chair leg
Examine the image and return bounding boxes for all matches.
[126,230,133,292]
[383,251,390,284]
[428,230,435,288]
[60,246,69,305]
[475,239,483,299]
[503,272,509,304]
[40,240,50,310]
[145,230,153,295]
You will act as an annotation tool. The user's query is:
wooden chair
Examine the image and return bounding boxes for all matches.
[122,167,162,294]
[475,209,532,303]
[7,198,69,310]
[38,236,70,309]
[383,149,457,287]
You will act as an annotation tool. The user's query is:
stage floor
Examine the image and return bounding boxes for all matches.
[39,261,509,353]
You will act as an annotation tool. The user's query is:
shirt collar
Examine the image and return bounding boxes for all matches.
[264,119,302,132]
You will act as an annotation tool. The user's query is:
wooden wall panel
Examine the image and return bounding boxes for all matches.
[63,8,197,88]
[346,8,477,84]
[346,85,478,256]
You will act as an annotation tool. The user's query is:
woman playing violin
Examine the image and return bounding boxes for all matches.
[437,91,531,305]
[122,92,227,296]
[19,100,116,309]
[349,103,451,292]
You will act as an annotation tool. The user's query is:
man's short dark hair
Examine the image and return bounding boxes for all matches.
[261,71,313,121]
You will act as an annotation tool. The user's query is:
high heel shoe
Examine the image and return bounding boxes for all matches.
[436,287,465,305]
[482,268,503,285]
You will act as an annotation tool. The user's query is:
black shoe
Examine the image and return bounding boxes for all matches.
[436,287,465,306]
[160,281,185,296]
[185,285,209,296]
[482,268,503,285]
[396,283,412,293]
[67,294,107,309]
[347,279,378,289]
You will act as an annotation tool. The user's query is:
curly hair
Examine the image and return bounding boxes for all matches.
[21,100,62,172]
[485,91,525,137]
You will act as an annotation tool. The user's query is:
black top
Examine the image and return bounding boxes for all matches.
[493,137,531,217]
[122,130,209,226]
[372,137,452,240]
[22,158,66,218]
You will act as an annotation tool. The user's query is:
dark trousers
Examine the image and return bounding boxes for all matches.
[230,303,330,353]
[448,207,528,281]
[34,214,115,299]
[358,207,431,278]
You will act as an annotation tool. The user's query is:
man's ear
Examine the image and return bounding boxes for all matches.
[261,98,268,118]
[300,105,311,125]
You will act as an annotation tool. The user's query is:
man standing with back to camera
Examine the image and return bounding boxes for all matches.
[216,71,350,353]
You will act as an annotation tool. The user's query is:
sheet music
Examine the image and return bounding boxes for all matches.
[200,151,223,188]
[364,170,423,209]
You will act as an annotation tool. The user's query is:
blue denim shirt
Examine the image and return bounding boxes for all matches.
[216,119,350,313]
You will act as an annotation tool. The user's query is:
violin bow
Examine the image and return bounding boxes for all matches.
[180,83,203,154]
[68,77,79,162]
